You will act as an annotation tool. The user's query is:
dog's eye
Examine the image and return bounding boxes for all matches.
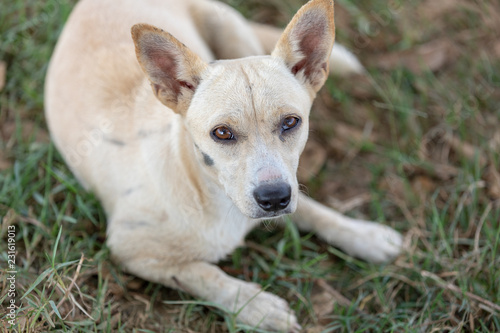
[213,126,235,141]
[281,116,300,131]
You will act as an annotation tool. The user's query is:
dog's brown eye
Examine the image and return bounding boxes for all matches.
[282,116,300,131]
[213,126,234,140]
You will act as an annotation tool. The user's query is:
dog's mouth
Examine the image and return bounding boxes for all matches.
[250,207,294,220]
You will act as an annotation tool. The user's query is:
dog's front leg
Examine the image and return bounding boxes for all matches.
[291,193,403,263]
[114,255,300,332]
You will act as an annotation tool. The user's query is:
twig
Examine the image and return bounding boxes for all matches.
[316,279,361,312]
[56,253,85,309]
[474,203,491,259]
[50,254,95,320]
[421,270,500,314]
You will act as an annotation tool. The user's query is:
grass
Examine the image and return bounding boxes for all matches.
[1,0,500,332]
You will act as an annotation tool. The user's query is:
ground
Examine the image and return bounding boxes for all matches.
[1,0,499,332]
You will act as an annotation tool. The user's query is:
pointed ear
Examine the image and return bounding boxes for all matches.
[271,0,335,94]
[131,24,207,114]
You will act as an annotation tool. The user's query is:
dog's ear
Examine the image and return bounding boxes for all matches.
[131,24,207,114]
[272,0,335,95]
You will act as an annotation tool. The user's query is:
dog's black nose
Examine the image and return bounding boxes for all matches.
[253,183,291,212]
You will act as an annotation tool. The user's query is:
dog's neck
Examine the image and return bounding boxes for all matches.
[136,79,243,222]
[167,118,237,219]
[176,122,210,207]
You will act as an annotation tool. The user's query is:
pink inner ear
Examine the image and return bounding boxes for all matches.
[142,35,184,97]
[291,10,330,83]
[145,46,197,95]
[291,59,306,75]
[179,80,195,91]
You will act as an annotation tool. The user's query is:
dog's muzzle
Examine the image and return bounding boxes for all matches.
[253,182,291,212]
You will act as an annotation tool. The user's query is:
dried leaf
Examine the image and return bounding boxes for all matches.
[336,74,377,99]
[1,120,50,144]
[494,41,500,59]
[311,290,335,319]
[315,279,353,308]
[371,39,457,74]
[380,174,407,199]
[0,61,5,91]
[417,128,476,179]
[310,279,355,326]
[332,121,376,144]
[404,162,459,181]
[419,0,459,20]
[411,175,436,200]
[0,149,11,171]
[483,164,500,200]
[107,282,125,298]
[489,132,500,151]
[444,134,487,167]
[430,164,460,180]
[305,326,327,333]
[327,193,371,213]
[332,2,352,31]
[127,278,145,290]
[328,121,377,159]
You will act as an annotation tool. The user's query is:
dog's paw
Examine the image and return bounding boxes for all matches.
[325,220,403,264]
[221,280,300,332]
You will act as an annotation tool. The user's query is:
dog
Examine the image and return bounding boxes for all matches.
[45,0,403,331]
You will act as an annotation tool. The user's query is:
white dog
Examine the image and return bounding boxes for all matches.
[45,0,403,331]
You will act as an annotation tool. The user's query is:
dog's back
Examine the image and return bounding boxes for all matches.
[45,0,213,206]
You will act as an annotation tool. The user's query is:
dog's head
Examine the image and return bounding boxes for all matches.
[132,0,335,219]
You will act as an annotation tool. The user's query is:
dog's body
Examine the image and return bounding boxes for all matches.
[45,0,402,330]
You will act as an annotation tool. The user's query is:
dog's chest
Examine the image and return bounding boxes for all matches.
[193,198,258,263]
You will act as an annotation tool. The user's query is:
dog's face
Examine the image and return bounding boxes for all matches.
[132,0,335,219]
[185,58,312,218]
